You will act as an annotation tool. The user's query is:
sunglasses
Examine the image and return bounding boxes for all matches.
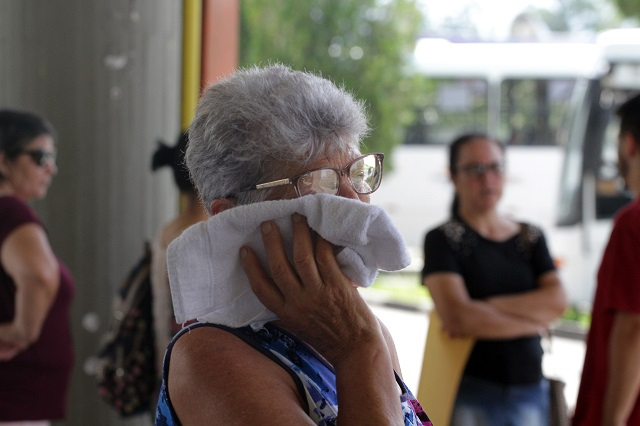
[19,149,57,167]
[254,153,384,197]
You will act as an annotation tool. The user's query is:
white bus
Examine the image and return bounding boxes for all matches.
[555,29,640,305]
[373,32,640,306]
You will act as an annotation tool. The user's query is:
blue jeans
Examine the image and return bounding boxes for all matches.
[450,376,550,426]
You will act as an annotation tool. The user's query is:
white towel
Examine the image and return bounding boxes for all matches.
[167,193,410,329]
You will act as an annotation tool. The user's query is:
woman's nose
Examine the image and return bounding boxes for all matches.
[46,161,58,176]
[337,174,360,200]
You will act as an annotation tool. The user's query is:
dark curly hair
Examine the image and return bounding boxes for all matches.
[0,109,56,157]
[0,109,56,180]
[151,132,196,194]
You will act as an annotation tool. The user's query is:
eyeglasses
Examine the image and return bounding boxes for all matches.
[456,162,504,178]
[254,153,384,197]
[19,149,57,167]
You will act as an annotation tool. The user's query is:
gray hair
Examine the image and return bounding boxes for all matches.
[186,64,370,209]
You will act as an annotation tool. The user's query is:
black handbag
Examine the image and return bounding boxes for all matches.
[548,375,569,426]
[95,243,157,417]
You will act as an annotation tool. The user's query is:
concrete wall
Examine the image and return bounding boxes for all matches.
[0,1,182,424]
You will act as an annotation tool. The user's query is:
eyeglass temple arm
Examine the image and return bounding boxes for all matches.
[255,178,292,190]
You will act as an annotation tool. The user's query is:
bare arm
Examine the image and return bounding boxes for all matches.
[601,311,640,426]
[424,272,545,339]
[0,223,59,359]
[378,318,403,378]
[487,270,568,325]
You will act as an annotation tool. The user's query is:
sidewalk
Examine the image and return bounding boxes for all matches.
[364,296,586,415]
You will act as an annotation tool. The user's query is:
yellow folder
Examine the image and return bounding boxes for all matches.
[417,310,475,426]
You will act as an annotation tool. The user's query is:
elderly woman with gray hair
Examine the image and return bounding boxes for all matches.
[154,64,432,426]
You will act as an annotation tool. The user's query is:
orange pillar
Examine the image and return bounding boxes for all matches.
[201,0,239,89]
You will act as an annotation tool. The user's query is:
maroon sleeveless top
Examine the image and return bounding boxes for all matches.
[0,196,75,421]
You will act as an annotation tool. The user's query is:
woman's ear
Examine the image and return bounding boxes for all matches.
[625,133,639,157]
[449,169,458,186]
[209,198,236,215]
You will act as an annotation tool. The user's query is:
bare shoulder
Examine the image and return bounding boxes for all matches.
[1,222,57,281]
[169,326,283,390]
[160,219,183,248]
[168,326,315,425]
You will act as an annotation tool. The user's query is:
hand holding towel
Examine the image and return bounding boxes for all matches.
[167,193,410,328]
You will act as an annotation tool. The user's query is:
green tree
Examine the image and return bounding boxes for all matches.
[530,0,624,33]
[528,0,639,34]
[239,0,425,158]
[614,0,640,19]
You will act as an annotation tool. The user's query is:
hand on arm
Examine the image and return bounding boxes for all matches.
[0,223,59,359]
[425,273,545,339]
[0,340,21,361]
[486,270,568,325]
[241,213,403,425]
[601,311,640,426]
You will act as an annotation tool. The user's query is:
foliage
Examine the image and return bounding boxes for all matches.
[528,0,625,33]
[562,304,592,329]
[365,271,429,306]
[239,0,426,158]
[614,0,640,19]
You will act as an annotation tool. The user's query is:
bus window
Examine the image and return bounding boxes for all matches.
[594,95,634,218]
[405,78,488,145]
[556,83,633,226]
[500,79,576,146]
[405,77,578,147]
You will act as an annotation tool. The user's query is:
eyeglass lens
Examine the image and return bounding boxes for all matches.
[22,150,56,167]
[459,162,504,177]
[296,154,382,196]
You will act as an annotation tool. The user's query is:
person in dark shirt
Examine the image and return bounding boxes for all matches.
[422,132,567,426]
[0,109,75,424]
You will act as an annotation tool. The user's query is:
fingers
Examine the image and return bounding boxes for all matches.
[260,220,303,295]
[314,233,349,288]
[241,217,311,316]
[0,341,19,361]
[240,214,351,319]
[291,214,322,289]
[240,245,285,313]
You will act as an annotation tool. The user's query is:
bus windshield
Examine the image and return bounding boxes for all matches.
[404,39,603,147]
[405,77,577,146]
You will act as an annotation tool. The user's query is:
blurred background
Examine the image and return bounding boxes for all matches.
[0,1,639,424]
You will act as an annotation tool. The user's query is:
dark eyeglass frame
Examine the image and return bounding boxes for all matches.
[456,161,505,178]
[254,152,385,197]
[18,149,57,167]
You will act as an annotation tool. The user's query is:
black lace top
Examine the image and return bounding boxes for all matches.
[421,217,556,385]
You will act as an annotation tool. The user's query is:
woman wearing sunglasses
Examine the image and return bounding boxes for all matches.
[421,133,568,426]
[154,65,432,425]
[0,110,74,425]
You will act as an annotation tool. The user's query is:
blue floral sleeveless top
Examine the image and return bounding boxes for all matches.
[155,322,431,425]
